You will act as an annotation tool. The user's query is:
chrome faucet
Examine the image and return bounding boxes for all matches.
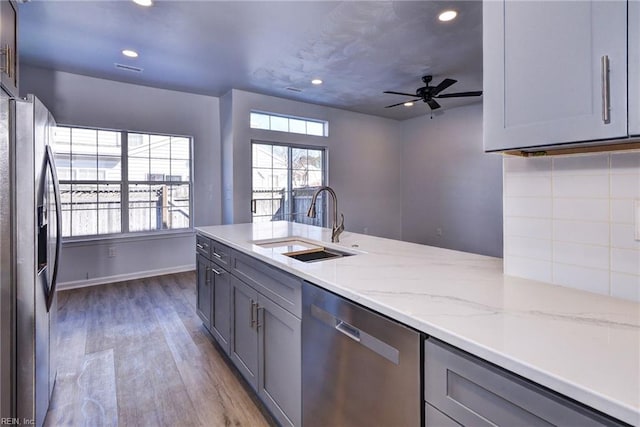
[307,186,345,243]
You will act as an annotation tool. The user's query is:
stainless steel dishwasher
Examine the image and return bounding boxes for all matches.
[302,282,422,427]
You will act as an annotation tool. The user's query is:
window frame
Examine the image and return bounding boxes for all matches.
[53,124,194,242]
[250,110,329,137]
[250,140,328,227]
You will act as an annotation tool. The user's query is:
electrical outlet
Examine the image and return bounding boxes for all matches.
[436,227,443,236]
[108,247,116,258]
[635,200,640,241]
[363,227,368,235]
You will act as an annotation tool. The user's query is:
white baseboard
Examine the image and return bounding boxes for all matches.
[57,264,196,291]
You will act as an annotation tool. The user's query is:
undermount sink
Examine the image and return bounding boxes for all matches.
[285,248,354,263]
[250,236,357,263]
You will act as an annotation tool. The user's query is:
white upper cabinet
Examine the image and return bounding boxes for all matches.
[629,1,640,136]
[483,1,628,152]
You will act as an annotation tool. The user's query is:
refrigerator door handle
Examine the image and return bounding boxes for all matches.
[45,144,61,312]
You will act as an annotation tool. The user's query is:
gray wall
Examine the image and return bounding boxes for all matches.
[21,65,221,287]
[401,103,503,257]
[222,89,403,239]
[22,65,502,287]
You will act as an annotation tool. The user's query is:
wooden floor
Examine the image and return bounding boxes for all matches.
[45,272,271,427]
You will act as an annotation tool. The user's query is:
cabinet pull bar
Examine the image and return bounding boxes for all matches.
[1,45,9,77]
[251,199,257,214]
[212,251,222,259]
[196,243,205,249]
[250,300,257,327]
[211,267,224,275]
[601,55,610,124]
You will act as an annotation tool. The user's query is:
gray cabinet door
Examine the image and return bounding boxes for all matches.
[629,0,640,136]
[230,275,259,390]
[210,262,231,354]
[0,1,17,97]
[257,294,301,427]
[425,339,624,427]
[195,254,211,329]
[483,0,627,151]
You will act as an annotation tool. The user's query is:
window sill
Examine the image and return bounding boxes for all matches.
[62,229,195,248]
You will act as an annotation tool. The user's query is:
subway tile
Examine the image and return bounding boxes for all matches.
[504,217,552,239]
[611,248,640,275]
[503,157,552,175]
[504,175,552,198]
[504,255,553,283]
[504,235,552,261]
[553,241,609,270]
[504,197,552,218]
[553,174,609,199]
[611,223,640,250]
[552,263,609,296]
[610,151,640,173]
[553,198,609,222]
[610,173,640,199]
[552,153,609,175]
[611,199,635,224]
[610,272,640,302]
[553,220,609,247]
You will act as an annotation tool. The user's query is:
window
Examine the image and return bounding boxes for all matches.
[251,142,326,227]
[250,111,328,137]
[52,126,192,238]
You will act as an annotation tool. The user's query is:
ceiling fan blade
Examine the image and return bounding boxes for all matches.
[384,90,418,97]
[431,78,457,96]
[436,91,483,98]
[385,99,421,108]
[426,98,441,110]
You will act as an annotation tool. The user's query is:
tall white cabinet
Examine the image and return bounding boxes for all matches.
[483,1,628,151]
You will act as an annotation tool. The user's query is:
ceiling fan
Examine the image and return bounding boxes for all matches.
[384,75,482,110]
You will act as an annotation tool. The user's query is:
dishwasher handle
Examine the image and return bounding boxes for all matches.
[310,303,400,365]
[335,320,361,342]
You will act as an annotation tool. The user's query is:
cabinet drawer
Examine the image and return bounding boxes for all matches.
[233,251,302,318]
[424,339,624,427]
[196,234,211,258]
[211,240,232,268]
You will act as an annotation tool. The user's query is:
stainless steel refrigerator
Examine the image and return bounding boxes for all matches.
[0,93,62,426]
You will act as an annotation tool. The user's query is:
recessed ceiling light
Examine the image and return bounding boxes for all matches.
[311,79,323,85]
[122,49,139,58]
[438,10,457,22]
[132,0,153,6]
[403,102,414,107]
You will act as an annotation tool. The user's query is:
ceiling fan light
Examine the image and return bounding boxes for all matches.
[438,10,457,22]
[311,79,323,85]
[133,0,153,6]
[403,102,414,107]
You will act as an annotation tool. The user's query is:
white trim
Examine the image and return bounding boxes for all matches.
[57,264,195,291]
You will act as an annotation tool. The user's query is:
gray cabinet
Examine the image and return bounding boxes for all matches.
[483,0,628,151]
[0,1,17,97]
[230,275,259,390]
[195,254,212,329]
[210,262,231,354]
[257,294,301,427]
[424,338,624,427]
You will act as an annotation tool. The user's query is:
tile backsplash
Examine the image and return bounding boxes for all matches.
[503,151,640,302]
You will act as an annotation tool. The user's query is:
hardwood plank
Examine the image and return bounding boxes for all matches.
[47,272,270,427]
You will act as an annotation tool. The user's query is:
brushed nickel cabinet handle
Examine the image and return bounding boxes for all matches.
[1,45,9,77]
[250,300,256,327]
[601,55,610,124]
[196,243,205,250]
[210,267,224,275]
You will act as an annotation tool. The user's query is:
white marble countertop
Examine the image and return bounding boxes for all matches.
[196,222,640,426]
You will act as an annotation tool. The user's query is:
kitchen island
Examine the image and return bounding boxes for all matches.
[196,221,640,426]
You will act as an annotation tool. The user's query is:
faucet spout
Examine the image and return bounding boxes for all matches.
[307,186,345,243]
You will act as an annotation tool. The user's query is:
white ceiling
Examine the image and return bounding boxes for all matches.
[19,0,483,121]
